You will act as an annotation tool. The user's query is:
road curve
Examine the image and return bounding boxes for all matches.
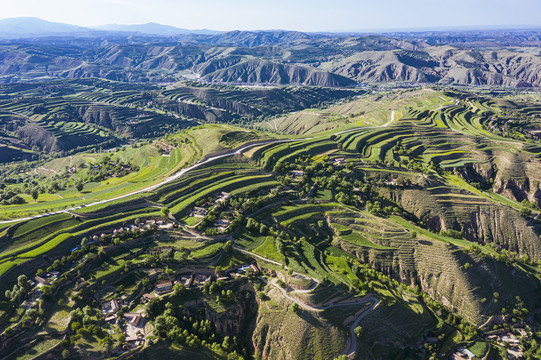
[0,137,312,225]
[2,106,413,225]
[236,246,380,358]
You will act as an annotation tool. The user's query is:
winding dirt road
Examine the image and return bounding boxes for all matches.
[236,246,380,358]
[0,138,311,225]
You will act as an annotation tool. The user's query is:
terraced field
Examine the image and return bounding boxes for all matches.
[2,88,541,360]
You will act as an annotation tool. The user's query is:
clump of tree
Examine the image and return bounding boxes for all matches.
[5,275,30,303]
[149,301,247,359]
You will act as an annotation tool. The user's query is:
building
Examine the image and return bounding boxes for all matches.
[142,293,154,302]
[191,206,208,217]
[33,276,48,286]
[102,299,120,314]
[334,158,346,165]
[237,265,251,273]
[451,347,475,360]
[501,334,521,346]
[179,275,192,287]
[158,222,174,229]
[214,219,231,231]
[193,274,210,286]
[215,192,231,203]
[155,281,173,294]
[124,313,141,327]
[289,170,304,178]
[250,264,260,275]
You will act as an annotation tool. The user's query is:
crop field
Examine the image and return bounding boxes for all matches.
[265,89,455,135]
[2,84,541,360]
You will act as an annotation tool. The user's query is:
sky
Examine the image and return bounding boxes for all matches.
[1,0,541,32]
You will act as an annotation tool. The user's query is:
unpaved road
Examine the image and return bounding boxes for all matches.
[237,246,380,358]
[0,138,312,225]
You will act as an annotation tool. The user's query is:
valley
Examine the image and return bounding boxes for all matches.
[1,19,541,360]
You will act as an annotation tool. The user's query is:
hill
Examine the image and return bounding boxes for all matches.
[0,17,93,38]
[91,23,219,36]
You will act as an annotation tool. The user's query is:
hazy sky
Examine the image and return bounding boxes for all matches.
[2,0,541,32]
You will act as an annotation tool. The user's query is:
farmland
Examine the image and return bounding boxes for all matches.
[1,85,541,360]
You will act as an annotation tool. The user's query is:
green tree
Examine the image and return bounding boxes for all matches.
[354,326,363,338]
[31,190,39,201]
[41,285,52,297]
[27,308,39,322]
[161,207,170,219]
[520,207,532,217]
[173,283,185,296]
[61,349,71,359]
[76,182,84,192]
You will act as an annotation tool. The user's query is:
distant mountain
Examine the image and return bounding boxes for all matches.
[201,30,314,47]
[195,58,356,87]
[91,22,220,36]
[0,17,92,38]
[0,17,221,39]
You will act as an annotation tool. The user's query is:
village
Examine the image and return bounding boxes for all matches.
[450,325,531,360]
[96,261,261,348]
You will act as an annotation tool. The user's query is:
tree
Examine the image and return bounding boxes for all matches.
[40,285,52,297]
[31,190,38,201]
[18,274,30,291]
[161,207,170,219]
[61,349,71,359]
[118,333,126,343]
[520,207,532,217]
[27,308,39,322]
[76,182,84,192]
[354,326,363,338]
[99,335,114,352]
[215,266,224,276]
[173,283,185,296]
[290,303,299,313]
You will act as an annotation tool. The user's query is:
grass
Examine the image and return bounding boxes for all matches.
[469,341,488,358]
[280,212,320,226]
[15,338,61,360]
[17,233,72,258]
[253,236,285,263]
[340,231,394,250]
[189,242,224,259]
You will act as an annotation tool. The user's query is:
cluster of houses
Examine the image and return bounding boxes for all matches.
[289,170,304,180]
[33,270,60,287]
[450,328,528,360]
[141,262,261,300]
[189,192,232,218]
[230,264,260,278]
[190,206,208,217]
[450,347,476,360]
[214,192,231,203]
[89,218,176,243]
[486,329,526,359]
[101,299,146,346]
[95,261,263,350]
[155,141,174,156]
[188,192,237,232]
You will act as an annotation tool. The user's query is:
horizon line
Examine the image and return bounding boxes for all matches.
[1,16,541,35]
